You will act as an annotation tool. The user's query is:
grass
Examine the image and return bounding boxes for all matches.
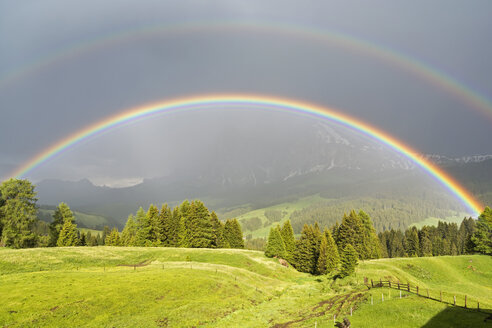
[0,247,490,327]
[409,212,469,229]
[39,208,111,229]
[236,194,326,238]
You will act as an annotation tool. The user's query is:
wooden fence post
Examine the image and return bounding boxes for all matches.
[389,281,392,288]
[440,291,442,302]
[407,284,410,292]
[454,295,456,306]
[427,289,429,298]
[398,282,400,290]
[465,295,467,308]
[416,286,419,296]
[380,279,382,287]
[371,279,374,288]
[478,302,480,310]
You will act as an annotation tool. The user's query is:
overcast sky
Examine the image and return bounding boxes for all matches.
[1,0,491,186]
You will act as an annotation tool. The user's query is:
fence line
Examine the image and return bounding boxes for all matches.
[363,277,482,311]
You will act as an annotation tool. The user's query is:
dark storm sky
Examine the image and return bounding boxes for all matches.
[1,0,491,186]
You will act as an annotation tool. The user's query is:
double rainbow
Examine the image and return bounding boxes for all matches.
[11,94,483,216]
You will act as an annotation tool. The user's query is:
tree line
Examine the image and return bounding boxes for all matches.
[0,179,244,249]
[266,208,492,277]
[379,209,492,258]
[265,210,381,277]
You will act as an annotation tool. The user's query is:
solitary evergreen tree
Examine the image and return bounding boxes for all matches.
[339,244,358,278]
[57,219,79,246]
[265,226,286,258]
[280,220,296,263]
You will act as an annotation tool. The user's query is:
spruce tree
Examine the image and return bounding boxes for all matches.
[159,204,172,246]
[316,234,328,275]
[0,179,38,248]
[294,224,318,274]
[280,220,296,263]
[336,211,364,258]
[224,218,244,249]
[169,206,181,247]
[339,244,358,278]
[265,226,286,258]
[79,232,87,246]
[359,211,381,259]
[105,228,121,246]
[187,200,214,248]
[49,202,75,247]
[147,204,160,245]
[405,227,420,257]
[178,201,191,247]
[135,207,151,246]
[101,226,111,246]
[419,227,433,257]
[57,219,79,246]
[121,214,137,246]
[471,207,492,255]
[325,229,340,273]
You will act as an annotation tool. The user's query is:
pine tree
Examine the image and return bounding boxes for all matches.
[101,226,111,246]
[49,202,75,247]
[57,219,79,246]
[121,214,137,246]
[188,200,214,248]
[359,211,381,259]
[336,211,364,258]
[419,227,433,257]
[339,244,358,278]
[316,234,328,275]
[135,207,151,246]
[471,207,492,255]
[405,227,420,257]
[159,204,173,246]
[280,220,296,263]
[210,211,225,248]
[105,228,121,246]
[325,229,340,273]
[224,218,244,249]
[169,206,181,247]
[265,226,286,258]
[147,204,160,245]
[178,200,191,247]
[79,232,87,246]
[294,224,318,274]
[0,179,38,248]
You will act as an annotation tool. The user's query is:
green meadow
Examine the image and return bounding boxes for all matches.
[0,248,490,327]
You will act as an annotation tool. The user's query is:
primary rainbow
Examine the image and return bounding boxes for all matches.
[10,94,483,216]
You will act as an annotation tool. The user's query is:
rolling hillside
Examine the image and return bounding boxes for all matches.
[0,248,490,327]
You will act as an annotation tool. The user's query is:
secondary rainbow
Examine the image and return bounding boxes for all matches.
[1,21,492,121]
[10,94,483,216]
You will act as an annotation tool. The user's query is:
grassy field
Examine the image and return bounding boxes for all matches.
[0,248,490,327]
[235,194,325,238]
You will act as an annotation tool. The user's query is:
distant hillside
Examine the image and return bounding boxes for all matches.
[37,205,118,230]
[33,121,491,231]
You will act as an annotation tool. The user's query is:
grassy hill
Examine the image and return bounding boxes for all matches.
[37,207,117,230]
[0,248,490,327]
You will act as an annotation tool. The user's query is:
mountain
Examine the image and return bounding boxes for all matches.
[35,121,490,229]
